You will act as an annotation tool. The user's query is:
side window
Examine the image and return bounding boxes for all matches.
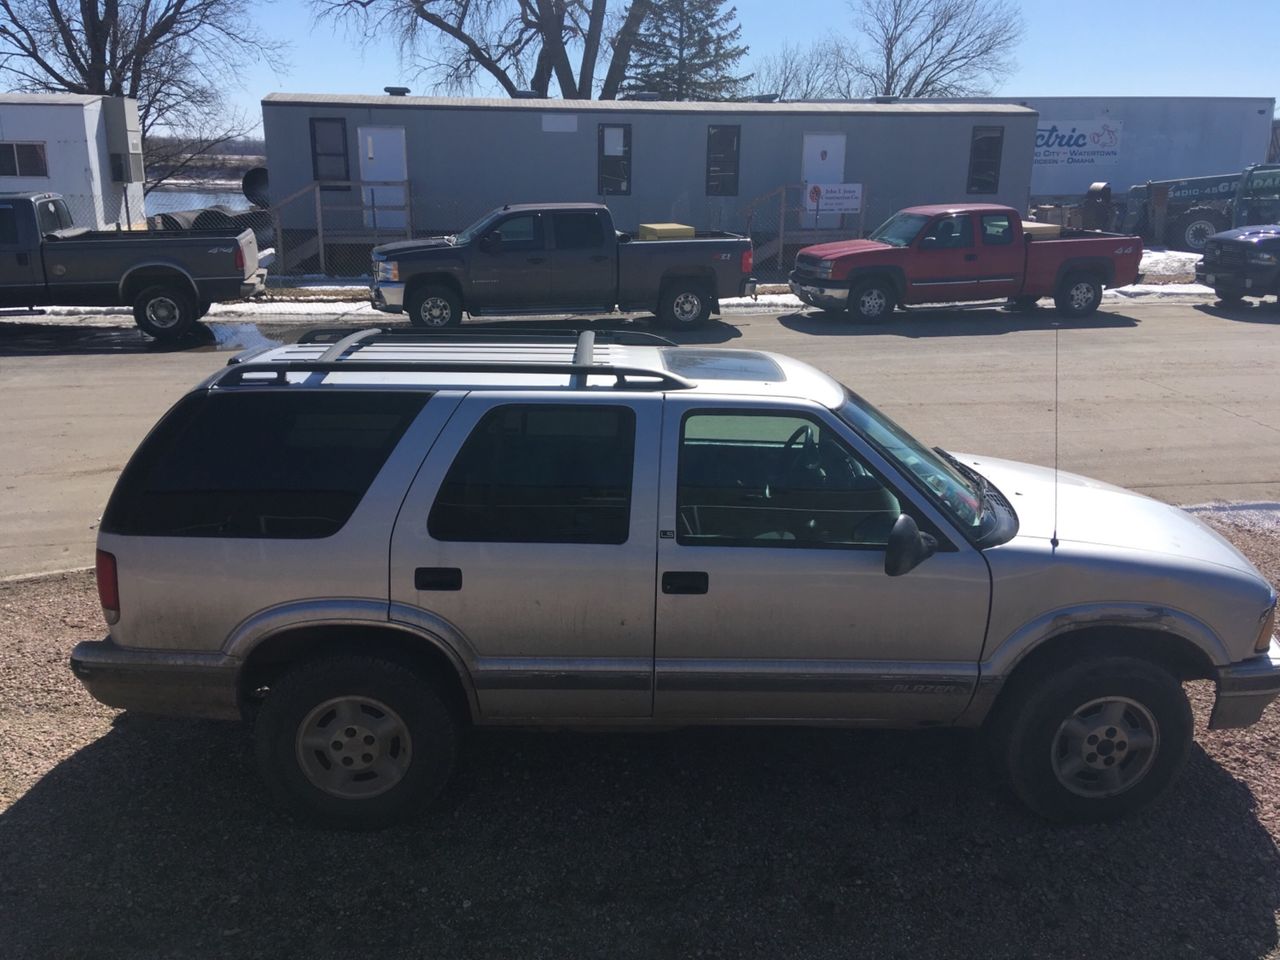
[967,126,1004,195]
[310,118,350,190]
[981,213,1014,245]
[552,211,605,250]
[36,198,72,235]
[706,125,740,197]
[493,214,544,252]
[100,392,428,538]
[429,405,635,544]
[919,215,974,250]
[677,411,901,549]
[0,205,17,245]
[598,124,631,196]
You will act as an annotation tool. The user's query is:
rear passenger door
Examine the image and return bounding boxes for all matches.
[549,210,616,309]
[652,397,991,723]
[972,212,1024,300]
[905,213,978,304]
[389,393,662,719]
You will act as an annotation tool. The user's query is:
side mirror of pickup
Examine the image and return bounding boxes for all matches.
[479,232,501,253]
[918,235,939,251]
[617,232,633,244]
[884,514,938,577]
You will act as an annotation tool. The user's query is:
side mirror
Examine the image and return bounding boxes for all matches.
[884,513,938,577]
[919,235,939,251]
[479,232,500,253]
[617,231,633,244]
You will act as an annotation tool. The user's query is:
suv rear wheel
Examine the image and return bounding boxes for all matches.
[254,655,459,829]
[990,655,1192,822]
[133,284,199,341]
[1054,273,1103,318]
[407,284,462,328]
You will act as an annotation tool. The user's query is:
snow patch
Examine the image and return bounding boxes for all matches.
[1106,283,1215,298]
[1138,248,1202,278]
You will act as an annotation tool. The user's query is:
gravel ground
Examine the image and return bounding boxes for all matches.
[2,524,1278,960]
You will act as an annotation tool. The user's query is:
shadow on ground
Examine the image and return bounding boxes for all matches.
[778,306,1141,338]
[2,718,1276,959]
[1194,300,1280,324]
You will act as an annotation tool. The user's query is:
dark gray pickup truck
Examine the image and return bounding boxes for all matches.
[0,192,266,340]
[371,202,756,328]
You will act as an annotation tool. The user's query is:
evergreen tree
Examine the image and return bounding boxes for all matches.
[621,0,750,101]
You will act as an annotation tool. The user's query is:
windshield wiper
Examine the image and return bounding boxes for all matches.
[934,446,991,502]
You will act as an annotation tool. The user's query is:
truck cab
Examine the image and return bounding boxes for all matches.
[1231,163,1280,230]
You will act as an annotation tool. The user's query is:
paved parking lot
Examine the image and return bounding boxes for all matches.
[1,296,1278,577]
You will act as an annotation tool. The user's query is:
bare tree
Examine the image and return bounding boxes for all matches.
[322,0,652,99]
[0,0,285,190]
[843,0,1022,98]
[746,40,855,101]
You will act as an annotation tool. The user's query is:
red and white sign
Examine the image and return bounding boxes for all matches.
[804,182,863,214]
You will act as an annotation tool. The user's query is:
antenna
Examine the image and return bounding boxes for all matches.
[1051,321,1060,550]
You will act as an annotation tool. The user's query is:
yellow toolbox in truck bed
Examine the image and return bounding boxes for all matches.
[638,222,695,240]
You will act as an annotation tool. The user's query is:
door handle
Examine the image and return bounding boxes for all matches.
[662,571,709,595]
[964,253,978,261]
[415,567,462,591]
[527,256,547,264]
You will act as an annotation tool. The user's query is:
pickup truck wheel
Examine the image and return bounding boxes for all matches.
[993,655,1191,822]
[849,279,894,322]
[254,655,458,830]
[1054,273,1102,318]
[1214,290,1244,306]
[133,284,198,340]
[407,285,462,328]
[659,281,713,327]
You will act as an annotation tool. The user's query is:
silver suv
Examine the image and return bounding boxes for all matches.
[71,329,1280,828]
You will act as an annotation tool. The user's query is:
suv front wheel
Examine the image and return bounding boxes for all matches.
[992,655,1192,822]
[254,655,459,829]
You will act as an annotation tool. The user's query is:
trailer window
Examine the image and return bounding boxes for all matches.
[0,141,48,178]
[599,124,631,196]
[706,125,740,197]
[310,118,350,190]
[967,126,1004,195]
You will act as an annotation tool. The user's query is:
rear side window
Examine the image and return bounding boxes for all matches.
[552,211,605,249]
[429,404,635,544]
[981,213,1014,245]
[101,392,428,538]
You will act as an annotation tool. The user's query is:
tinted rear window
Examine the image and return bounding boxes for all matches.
[102,391,428,538]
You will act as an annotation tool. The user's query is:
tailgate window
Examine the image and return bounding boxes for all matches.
[101,392,429,538]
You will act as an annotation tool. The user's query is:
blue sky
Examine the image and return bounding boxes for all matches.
[235,0,1279,124]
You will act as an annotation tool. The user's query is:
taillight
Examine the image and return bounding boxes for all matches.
[96,549,119,624]
[235,244,245,271]
[741,248,754,274]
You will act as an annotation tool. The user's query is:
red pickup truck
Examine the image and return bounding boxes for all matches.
[789,204,1143,322]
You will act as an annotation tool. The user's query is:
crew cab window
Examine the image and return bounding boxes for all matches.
[429,405,635,544]
[552,211,605,249]
[981,214,1014,245]
[35,198,73,235]
[919,215,973,249]
[492,214,545,252]
[100,392,428,539]
[677,411,901,549]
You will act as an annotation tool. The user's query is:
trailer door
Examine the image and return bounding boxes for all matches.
[357,126,408,232]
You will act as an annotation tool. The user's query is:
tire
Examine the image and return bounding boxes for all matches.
[407,284,462,329]
[1214,290,1244,306]
[848,278,894,322]
[1054,273,1103,318]
[254,655,459,830]
[132,284,199,341]
[196,298,212,320]
[1168,207,1228,252]
[991,655,1192,822]
[658,280,713,328]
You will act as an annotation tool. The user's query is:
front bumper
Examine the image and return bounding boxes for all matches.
[371,279,405,313]
[1209,636,1280,729]
[788,272,851,310]
[1195,261,1279,297]
[70,637,242,721]
[239,268,267,298]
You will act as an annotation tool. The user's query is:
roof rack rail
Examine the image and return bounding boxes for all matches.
[293,326,677,347]
[213,359,693,391]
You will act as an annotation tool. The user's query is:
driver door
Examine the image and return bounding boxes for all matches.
[653,397,991,722]
[904,213,979,304]
[469,212,552,311]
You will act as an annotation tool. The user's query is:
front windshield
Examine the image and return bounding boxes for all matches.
[452,209,501,244]
[837,388,989,533]
[868,212,929,248]
[1242,168,1280,201]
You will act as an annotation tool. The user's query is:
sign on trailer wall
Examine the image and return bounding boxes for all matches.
[804,182,863,214]
[1035,119,1123,172]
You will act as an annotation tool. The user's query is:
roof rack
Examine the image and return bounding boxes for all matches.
[292,326,677,348]
[214,328,693,391]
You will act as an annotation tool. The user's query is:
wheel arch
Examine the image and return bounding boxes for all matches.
[119,263,200,303]
[659,267,719,309]
[1053,257,1114,292]
[404,272,465,312]
[846,266,906,302]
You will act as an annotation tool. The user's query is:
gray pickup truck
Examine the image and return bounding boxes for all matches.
[371,202,756,328]
[0,192,266,340]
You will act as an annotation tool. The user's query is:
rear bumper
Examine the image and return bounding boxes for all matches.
[788,272,850,309]
[1209,637,1280,729]
[239,269,267,299]
[70,637,241,721]
[371,280,405,313]
[740,277,758,298]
